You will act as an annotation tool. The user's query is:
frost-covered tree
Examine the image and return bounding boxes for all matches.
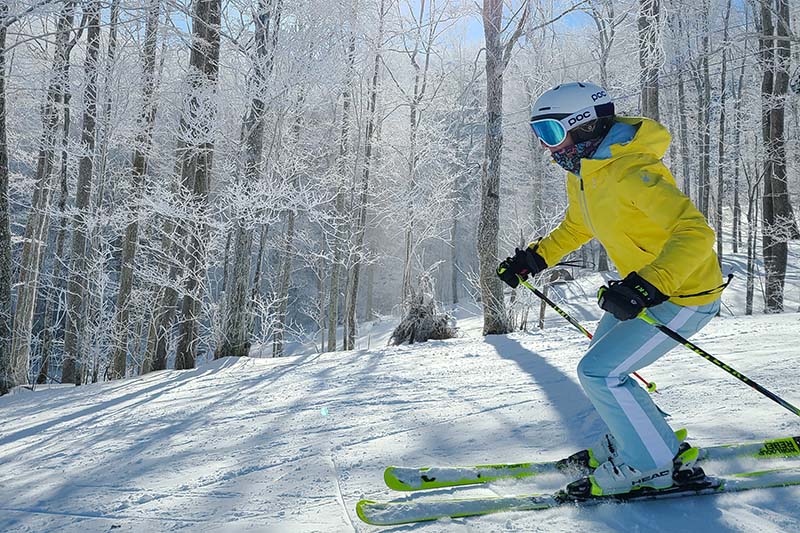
[0,0,796,391]
[62,0,101,385]
[218,0,282,359]
[478,0,529,336]
[10,2,77,388]
[343,0,389,351]
[0,3,12,394]
[638,0,661,119]
[110,0,160,379]
[758,0,800,313]
[174,0,223,370]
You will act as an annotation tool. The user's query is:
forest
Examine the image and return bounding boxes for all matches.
[0,0,797,393]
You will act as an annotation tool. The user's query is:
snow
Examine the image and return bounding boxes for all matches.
[2,280,800,531]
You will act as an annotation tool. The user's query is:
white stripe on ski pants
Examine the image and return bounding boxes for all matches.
[577,299,720,471]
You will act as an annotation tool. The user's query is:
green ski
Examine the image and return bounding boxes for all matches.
[359,465,800,526]
[384,434,800,491]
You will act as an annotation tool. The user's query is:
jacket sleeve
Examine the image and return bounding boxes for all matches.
[535,174,594,267]
[622,160,716,296]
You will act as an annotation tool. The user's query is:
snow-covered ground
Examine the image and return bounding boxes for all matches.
[2,271,800,532]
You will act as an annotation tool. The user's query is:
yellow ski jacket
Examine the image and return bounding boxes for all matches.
[536,116,723,307]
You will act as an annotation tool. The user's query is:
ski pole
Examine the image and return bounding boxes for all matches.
[637,310,800,417]
[517,276,657,393]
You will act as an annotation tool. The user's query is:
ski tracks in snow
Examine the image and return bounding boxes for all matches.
[2,312,800,531]
[326,453,357,532]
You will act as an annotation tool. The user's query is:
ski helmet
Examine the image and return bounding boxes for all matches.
[530,82,615,146]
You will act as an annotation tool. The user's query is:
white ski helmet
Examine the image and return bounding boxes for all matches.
[530,82,615,146]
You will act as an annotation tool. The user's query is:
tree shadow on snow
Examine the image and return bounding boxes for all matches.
[484,335,604,447]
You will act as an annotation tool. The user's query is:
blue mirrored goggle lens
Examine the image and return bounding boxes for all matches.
[530,119,567,147]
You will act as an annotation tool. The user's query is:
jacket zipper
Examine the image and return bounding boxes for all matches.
[578,177,598,236]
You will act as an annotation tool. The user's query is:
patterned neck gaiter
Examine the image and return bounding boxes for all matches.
[551,137,603,175]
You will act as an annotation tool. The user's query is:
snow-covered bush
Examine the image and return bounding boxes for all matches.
[389,273,456,345]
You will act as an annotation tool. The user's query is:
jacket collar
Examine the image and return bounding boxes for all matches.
[580,116,671,177]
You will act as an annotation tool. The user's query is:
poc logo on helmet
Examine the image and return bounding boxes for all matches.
[568,111,591,126]
[591,90,607,101]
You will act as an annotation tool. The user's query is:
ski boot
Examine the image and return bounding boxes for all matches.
[565,442,707,498]
[556,428,689,473]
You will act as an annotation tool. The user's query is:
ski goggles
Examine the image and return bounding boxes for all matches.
[530,104,609,147]
[530,118,569,147]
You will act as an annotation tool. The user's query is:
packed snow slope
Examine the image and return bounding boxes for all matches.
[2,282,800,532]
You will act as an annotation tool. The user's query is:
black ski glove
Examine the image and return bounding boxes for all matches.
[597,272,669,321]
[496,247,547,288]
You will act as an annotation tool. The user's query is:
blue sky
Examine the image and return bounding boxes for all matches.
[446,3,595,45]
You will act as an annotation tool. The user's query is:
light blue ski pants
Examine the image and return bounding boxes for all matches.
[577,299,720,471]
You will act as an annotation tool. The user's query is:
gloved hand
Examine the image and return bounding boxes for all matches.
[496,247,547,288]
[597,272,668,321]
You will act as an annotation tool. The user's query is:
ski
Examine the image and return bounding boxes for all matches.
[384,434,800,491]
[358,465,800,526]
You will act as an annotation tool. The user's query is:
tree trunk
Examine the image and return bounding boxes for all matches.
[220,224,254,357]
[87,0,119,379]
[111,0,159,378]
[315,246,326,352]
[698,9,712,218]
[344,0,387,351]
[0,4,11,393]
[758,1,774,312]
[37,42,77,384]
[327,36,355,352]
[399,4,437,306]
[638,0,660,119]
[142,215,181,374]
[326,38,355,352]
[10,3,75,388]
[219,0,282,359]
[402,227,413,305]
[62,0,101,385]
[273,96,303,358]
[759,0,800,313]
[449,93,477,306]
[272,211,295,357]
[450,214,459,304]
[250,224,269,307]
[677,70,691,197]
[714,0,731,271]
[36,126,71,386]
[220,228,232,296]
[173,0,222,370]
[146,292,177,373]
[745,179,759,315]
[479,0,526,335]
[95,0,119,212]
[365,259,375,322]
[46,25,77,378]
[732,56,746,254]
[688,1,711,217]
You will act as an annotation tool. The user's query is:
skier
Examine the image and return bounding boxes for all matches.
[496,82,725,497]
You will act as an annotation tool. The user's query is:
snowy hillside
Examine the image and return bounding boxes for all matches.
[3,288,800,532]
